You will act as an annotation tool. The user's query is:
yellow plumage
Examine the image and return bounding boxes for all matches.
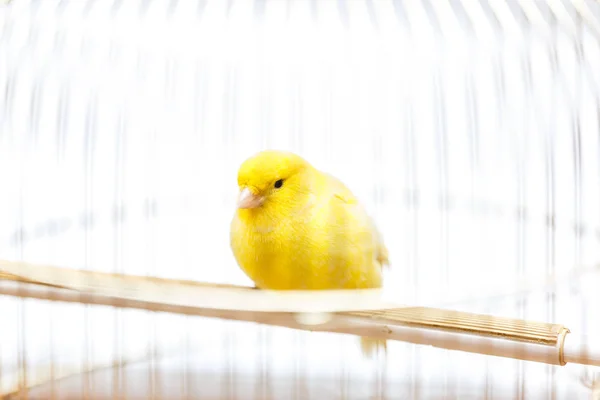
[230,150,389,357]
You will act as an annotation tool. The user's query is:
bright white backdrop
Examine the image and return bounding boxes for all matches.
[0,0,599,398]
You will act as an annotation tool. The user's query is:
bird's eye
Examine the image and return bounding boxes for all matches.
[274,179,283,189]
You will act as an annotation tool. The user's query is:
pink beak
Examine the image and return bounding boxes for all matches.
[237,188,264,209]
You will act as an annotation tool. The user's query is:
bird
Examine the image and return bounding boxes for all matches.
[229,150,389,357]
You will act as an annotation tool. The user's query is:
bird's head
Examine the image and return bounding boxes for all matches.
[235,150,313,211]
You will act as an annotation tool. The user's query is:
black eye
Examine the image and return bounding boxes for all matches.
[274,179,283,189]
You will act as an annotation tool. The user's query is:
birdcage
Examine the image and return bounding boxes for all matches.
[1,0,600,399]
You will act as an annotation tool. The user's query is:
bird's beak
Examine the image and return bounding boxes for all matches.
[237,187,264,209]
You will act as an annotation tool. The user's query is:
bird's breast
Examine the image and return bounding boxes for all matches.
[231,213,301,289]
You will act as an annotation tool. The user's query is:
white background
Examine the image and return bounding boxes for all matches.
[0,0,599,398]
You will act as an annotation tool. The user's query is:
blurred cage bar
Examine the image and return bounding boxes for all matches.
[1,0,600,398]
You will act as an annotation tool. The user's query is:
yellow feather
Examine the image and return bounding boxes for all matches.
[230,150,389,357]
[360,337,387,358]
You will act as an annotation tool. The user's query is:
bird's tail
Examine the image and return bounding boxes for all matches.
[360,337,387,358]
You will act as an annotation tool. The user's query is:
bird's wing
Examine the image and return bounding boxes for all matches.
[321,172,390,269]
[320,172,359,204]
[372,225,390,268]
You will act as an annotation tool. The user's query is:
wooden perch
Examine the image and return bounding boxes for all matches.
[0,259,598,372]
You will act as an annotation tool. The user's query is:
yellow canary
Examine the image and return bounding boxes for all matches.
[230,150,389,357]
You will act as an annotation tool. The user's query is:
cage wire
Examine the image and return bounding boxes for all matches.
[0,0,600,398]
